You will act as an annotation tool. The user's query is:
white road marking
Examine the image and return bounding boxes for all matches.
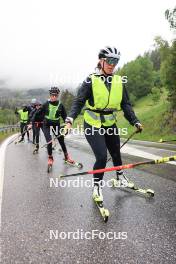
[122,145,176,165]
[0,134,17,259]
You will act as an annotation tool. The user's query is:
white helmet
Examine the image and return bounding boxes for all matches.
[98,46,121,60]
[31,98,37,104]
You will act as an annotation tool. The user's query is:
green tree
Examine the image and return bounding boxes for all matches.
[119,56,153,99]
[151,87,161,103]
[153,70,162,89]
[129,93,137,106]
[154,36,170,61]
[145,49,161,71]
[161,40,176,110]
[60,89,75,112]
[157,8,176,112]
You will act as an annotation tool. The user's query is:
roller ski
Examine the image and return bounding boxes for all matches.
[47,156,54,173]
[64,154,83,169]
[110,173,154,197]
[92,185,109,223]
[33,144,39,154]
[15,138,25,144]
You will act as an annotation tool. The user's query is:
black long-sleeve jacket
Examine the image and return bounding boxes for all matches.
[29,108,44,123]
[32,100,67,125]
[68,73,140,126]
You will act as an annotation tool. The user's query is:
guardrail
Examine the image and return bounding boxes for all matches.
[0,124,20,134]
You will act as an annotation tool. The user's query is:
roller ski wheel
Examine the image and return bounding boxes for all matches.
[47,156,54,173]
[145,189,155,197]
[64,155,83,169]
[110,178,155,197]
[128,185,155,197]
[33,148,39,154]
[47,165,52,173]
[93,185,109,222]
[94,200,109,223]
[64,160,83,169]
[75,162,83,169]
[33,144,39,154]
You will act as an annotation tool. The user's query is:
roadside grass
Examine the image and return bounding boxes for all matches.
[72,91,176,143]
[0,131,17,144]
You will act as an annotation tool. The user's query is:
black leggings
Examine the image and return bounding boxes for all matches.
[34,124,43,148]
[84,121,122,185]
[32,124,36,144]
[20,123,29,140]
[43,124,67,156]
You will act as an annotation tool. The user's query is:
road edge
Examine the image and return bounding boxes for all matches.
[0,134,17,260]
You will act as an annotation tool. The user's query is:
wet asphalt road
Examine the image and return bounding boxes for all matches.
[1,135,176,264]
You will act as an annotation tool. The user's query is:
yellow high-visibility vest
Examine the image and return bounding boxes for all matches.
[84,74,123,127]
[18,109,28,123]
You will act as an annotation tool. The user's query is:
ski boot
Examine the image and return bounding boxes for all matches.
[15,138,25,144]
[111,171,134,188]
[47,155,54,173]
[92,184,109,223]
[92,185,103,202]
[64,153,83,169]
[33,144,39,154]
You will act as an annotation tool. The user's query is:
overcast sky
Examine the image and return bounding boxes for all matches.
[0,0,175,90]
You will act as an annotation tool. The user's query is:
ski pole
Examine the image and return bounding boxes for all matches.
[107,129,139,162]
[8,127,31,145]
[8,133,21,145]
[17,127,32,143]
[120,129,139,148]
[41,135,63,148]
[159,138,176,143]
[59,155,176,178]
[41,127,68,148]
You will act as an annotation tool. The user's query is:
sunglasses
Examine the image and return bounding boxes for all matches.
[105,57,119,65]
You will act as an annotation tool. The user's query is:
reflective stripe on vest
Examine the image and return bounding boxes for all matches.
[45,102,61,121]
[86,110,115,121]
[84,74,123,128]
